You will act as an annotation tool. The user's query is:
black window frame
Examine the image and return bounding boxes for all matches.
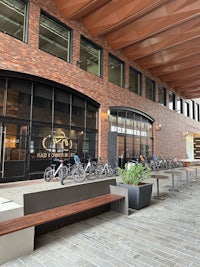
[158,85,166,106]
[79,36,103,78]
[129,67,142,96]
[108,53,125,88]
[169,91,176,111]
[145,77,155,102]
[39,11,72,62]
[177,97,183,114]
[192,100,195,120]
[0,0,29,42]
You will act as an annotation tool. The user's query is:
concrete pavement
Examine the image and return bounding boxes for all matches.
[0,168,200,267]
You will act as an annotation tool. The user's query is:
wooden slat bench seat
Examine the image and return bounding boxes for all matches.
[0,194,124,236]
[0,181,128,265]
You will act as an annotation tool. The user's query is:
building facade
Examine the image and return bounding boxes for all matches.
[0,0,200,182]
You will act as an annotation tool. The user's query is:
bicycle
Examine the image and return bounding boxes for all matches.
[70,162,86,183]
[83,158,97,179]
[44,159,68,182]
[112,160,119,176]
[67,157,98,183]
[95,161,113,179]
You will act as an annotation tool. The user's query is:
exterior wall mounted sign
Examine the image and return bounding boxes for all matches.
[111,125,147,136]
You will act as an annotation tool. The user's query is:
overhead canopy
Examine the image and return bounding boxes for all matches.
[54,0,200,99]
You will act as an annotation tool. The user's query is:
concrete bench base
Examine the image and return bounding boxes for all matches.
[0,197,23,222]
[0,227,34,265]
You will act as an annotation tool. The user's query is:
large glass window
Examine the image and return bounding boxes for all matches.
[110,109,153,162]
[108,54,124,87]
[39,13,71,61]
[5,123,27,161]
[0,0,28,42]
[32,84,52,123]
[0,78,5,116]
[158,85,166,106]
[86,103,97,129]
[72,96,85,127]
[80,37,102,77]
[54,89,70,125]
[145,77,155,101]
[6,79,31,119]
[169,91,175,110]
[129,67,142,96]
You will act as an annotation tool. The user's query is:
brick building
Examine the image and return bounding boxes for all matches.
[0,0,200,182]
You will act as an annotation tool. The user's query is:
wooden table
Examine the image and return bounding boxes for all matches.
[151,174,169,199]
[163,170,182,192]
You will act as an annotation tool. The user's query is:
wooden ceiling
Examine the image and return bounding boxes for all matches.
[54,0,200,99]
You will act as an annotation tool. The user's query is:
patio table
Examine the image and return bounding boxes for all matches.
[163,170,182,192]
[150,174,169,199]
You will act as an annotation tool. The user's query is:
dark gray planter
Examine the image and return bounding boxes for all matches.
[118,182,153,210]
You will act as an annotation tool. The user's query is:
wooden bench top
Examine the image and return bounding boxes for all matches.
[0,194,124,236]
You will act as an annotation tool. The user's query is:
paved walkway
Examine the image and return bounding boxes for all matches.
[0,168,200,267]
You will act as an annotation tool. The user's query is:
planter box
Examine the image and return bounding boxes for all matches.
[118,182,152,210]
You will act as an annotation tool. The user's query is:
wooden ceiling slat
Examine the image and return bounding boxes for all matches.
[54,0,110,20]
[136,38,200,69]
[176,84,200,93]
[104,0,200,50]
[169,77,200,88]
[54,0,200,98]
[82,0,169,36]
[149,54,200,76]
[159,66,200,82]
[122,17,200,60]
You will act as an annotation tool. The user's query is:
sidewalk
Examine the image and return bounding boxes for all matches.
[0,169,200,267]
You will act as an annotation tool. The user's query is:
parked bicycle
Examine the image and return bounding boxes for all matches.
[83,157,97,179]
[95,161,113,179]
[60,162,79,185]
[69,157,97,183]
[44,159,68,182]
[111,159,119,176]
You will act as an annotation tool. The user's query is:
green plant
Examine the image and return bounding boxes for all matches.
[118,163,151,185]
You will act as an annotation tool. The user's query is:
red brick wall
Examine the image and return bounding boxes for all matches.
[1,0,200,161]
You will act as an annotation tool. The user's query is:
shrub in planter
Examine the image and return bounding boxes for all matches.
[118,163,152,210]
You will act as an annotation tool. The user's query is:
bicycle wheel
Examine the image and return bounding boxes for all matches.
[44,167,54,182]
[95,165,106,179]
[106,166,113,177]
[72,166,86,182]
[86,167,96,180]
[59,166,69,185]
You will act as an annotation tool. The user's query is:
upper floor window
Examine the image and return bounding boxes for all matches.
[192,100,195,120]
[169,91,175,110]
[129,67,142,96]
[196,103,200,122]
[108,54,124,87]
[177,97,183,114]
[184,102,190,117]
[145,77,155,101]
[79,37,102,77]
[0,0,28,42]
[39,13,71,61]
[158,85,166,106]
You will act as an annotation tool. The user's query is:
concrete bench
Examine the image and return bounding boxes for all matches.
[0,197,23,221]
[0,179,128,265]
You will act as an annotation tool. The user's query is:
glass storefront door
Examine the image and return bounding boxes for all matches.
[0,122,28,179]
